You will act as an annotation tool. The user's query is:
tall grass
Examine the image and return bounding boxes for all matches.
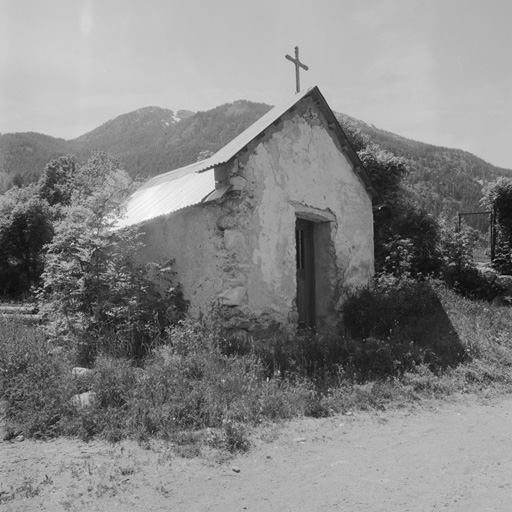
[1,279,512,452]
[0,317,77,439]
[0,319,314,449]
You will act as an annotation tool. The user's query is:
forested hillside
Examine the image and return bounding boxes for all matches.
[0,133,70,191]
[336,113,512,223]
[1,99,510,226]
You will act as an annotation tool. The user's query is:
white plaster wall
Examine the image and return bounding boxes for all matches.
[137,203,225,319]
[243,106,374,321]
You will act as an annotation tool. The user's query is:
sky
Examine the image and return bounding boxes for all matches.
[1,0,511,168]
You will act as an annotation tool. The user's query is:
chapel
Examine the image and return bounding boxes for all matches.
[119,86,380,335]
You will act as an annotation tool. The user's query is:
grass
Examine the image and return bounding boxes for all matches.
[1,279,512,456]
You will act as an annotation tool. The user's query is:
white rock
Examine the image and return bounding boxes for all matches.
[72,367,93,377]
[71,391,97,408]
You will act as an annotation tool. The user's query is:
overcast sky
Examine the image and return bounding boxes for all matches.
[1,0,511,168]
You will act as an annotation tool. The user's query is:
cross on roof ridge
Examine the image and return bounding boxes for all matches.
[285,46,309,94]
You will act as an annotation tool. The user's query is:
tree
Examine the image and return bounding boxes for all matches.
[38,155,77,208]
[0,185,54,296]
[342,121,441,277]
[378,205,442,277]
[0,152,134,298]
[482,177,512,273]
[39,152,187,360]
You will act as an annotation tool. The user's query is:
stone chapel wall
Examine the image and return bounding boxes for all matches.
[211,98,374,336]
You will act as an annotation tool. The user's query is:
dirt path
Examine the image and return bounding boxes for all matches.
[2,394,512,511]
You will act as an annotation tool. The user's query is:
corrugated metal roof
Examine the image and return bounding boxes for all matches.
[116,168,217,228]
[117,85,381,228]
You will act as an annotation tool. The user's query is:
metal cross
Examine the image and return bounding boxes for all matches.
[285,46,309,93]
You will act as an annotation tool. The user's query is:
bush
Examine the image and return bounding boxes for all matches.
[438,224,497,299]
[342,275,467,377]
[376,206,442,278]
[343,275,436,339]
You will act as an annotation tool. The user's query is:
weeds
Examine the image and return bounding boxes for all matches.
[2,278,512,454]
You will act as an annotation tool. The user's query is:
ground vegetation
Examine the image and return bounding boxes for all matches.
[1,107,511,459]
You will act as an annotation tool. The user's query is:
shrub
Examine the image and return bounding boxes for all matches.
[376,205,442,278]
[342,275,467,377]
[342,275,435,339]
[222,419,251,453]
[437,224,497,299]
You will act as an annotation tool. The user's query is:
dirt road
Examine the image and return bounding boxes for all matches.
[2,394,512,511]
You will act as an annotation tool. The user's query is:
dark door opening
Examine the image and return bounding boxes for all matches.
[296,218,316,329]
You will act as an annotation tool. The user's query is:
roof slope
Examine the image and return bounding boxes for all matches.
[116,168,217,228]
[118,86,380,228]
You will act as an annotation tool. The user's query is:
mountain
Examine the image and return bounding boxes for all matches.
[0,102,272,190]
[0,100,511,227]
[72,106,195,153]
